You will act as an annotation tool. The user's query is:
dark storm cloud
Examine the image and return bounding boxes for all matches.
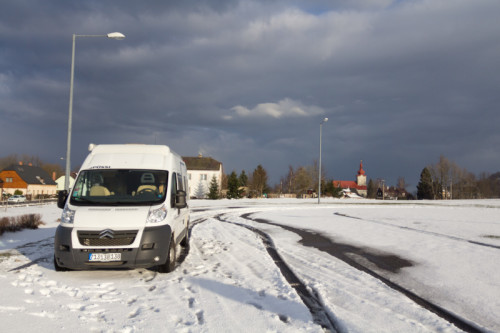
[1,0,500,190]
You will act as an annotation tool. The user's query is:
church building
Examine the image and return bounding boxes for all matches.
[332,161,368,197]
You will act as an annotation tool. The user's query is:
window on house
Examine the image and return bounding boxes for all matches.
[200,174,207,181]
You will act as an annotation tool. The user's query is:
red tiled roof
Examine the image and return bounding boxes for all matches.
[333,180,367,190]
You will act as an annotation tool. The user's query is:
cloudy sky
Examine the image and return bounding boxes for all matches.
[1,0,499,191]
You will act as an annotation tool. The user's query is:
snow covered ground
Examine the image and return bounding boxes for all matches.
[0,198,499,332]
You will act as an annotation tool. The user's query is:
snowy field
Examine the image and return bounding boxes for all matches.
[0,198,499,332]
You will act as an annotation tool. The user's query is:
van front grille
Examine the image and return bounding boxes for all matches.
[77,230,138,246]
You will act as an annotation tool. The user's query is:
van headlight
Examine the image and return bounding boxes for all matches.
[61,206,75,224]
[147,206,167,224]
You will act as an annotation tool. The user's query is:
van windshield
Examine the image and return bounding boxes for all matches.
[70,169,168,206]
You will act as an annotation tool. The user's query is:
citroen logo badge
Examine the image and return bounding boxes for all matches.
[99,229,115,239]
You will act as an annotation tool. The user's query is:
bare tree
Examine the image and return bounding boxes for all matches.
[280,165,295,194]
[397,177,407,190]
[42,163,64,179]
[294,166,313,195]
[427,156,481,199]
[251,165,268,197]
[0,154,19,170]
[21,155,43,167]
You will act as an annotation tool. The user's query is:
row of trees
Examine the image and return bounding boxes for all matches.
[207,165,270,199]
[3,153,499,200]
[417,156,500,199]
[209,161,343,200]
[276,163,342,197]
[212,155,500,201]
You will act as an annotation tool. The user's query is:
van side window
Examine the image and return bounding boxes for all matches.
[177,175,184,191]
[170,173,177,208]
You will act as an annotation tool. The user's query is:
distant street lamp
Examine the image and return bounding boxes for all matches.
[318,117,328,204]
[64,32,125,191]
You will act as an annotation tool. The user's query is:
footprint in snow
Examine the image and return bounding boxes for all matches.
[128,307,141,319]
[188,297,195,308]
[196,310,204,325]
[67,303,86,311]
[39,288,51,296]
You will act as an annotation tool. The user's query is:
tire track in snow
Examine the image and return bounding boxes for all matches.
[243,213,486,333]
[334,212,500,250]
[214,213,340,333]
[6,235,160,283]
[8,236,55,272]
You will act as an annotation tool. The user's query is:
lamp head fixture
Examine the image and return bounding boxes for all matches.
[107,32,126,40]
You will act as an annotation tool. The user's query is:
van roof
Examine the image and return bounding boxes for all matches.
[90,144,173,155]
[81,144,184,171]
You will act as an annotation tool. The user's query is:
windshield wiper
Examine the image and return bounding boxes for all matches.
[72,197,97,203]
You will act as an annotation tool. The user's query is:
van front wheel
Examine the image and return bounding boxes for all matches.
[158,238,176,273]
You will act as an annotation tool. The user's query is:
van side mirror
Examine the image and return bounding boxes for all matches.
[57,190,68,209]
[175,190,187,209]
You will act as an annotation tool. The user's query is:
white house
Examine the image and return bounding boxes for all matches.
[183,155,223,199]
[55,175,76,192]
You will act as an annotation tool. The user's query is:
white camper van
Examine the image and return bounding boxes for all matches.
[54,144,189,273]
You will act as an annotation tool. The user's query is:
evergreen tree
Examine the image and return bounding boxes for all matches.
[367,179,377,198]
[417,167,434,199]
[324,180,342,198]
[195,181,206,199]
[238,170,248,187]
[208,175,220,199]
[226,171,241,199]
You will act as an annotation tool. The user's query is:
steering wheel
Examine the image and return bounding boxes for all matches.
[137,188,156,196]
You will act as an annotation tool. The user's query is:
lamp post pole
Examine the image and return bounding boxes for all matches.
[318,117,328,204]
[64,33,125,191]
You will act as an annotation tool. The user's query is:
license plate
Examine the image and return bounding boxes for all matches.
[88,253,121,262]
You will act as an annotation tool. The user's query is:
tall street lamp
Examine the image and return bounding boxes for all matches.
[318,117,328,204]
[64,32,125,191]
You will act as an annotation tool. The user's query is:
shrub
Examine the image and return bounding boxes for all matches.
[17,214,44,229]
[0,217,9,236]
[0,214,45,236]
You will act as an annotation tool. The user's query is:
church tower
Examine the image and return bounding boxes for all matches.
[356,160,367,187]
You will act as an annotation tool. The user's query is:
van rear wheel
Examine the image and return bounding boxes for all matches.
[158,238,176,273]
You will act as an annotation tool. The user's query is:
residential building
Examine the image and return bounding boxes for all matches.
[333,161,368,197]
[0,162,57,198]
[183,154,223,199]
[378,186,410,200]
[55,174,76,192]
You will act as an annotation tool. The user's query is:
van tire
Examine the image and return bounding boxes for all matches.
[158,238,176,273]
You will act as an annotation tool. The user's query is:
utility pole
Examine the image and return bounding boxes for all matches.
[318,118,328,204]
